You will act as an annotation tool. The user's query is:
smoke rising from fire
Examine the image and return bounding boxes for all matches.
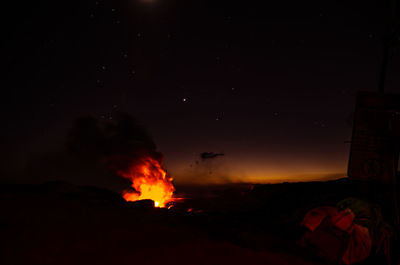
[66,113,175,206]
[68,113,162,169]
[13,112,173,199]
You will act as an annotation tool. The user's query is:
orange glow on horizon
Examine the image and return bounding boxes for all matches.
[165,153,348,185]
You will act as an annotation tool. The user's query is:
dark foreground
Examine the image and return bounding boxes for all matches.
[0,179,398,265]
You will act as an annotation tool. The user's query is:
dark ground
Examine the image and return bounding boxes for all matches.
[0,179,399,265]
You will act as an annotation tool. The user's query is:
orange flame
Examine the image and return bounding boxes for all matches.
[119,157,175,208]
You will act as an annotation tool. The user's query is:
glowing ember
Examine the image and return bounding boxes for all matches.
[119,156,175,208]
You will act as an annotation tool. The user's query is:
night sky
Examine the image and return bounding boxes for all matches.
[3,0,400,186]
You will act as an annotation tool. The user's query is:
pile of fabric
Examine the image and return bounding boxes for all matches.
[300,198,394,265]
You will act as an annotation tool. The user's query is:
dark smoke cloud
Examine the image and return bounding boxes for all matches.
[17,113,162,191]
[67,112,163,172]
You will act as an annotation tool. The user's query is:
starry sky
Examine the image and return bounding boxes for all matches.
[3,0,400,185]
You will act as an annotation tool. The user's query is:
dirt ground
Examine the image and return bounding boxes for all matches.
[0,179,398,265]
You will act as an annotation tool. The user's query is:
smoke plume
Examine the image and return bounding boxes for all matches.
[67,112,163,172]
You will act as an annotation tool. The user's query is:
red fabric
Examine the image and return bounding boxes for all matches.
[301,207,372,265]
[342,224,372,265]
[332,209,355,232]
[301,206,337,232]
